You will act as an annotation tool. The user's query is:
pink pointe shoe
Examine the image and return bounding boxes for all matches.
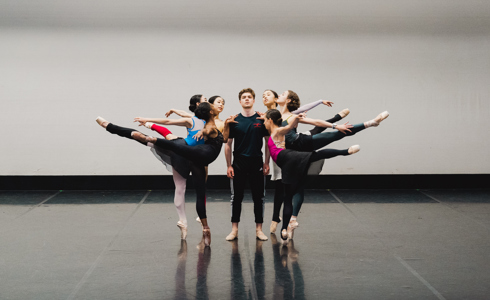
[177,221,187,240]
[348,145,360,154]
[95,116,109,128]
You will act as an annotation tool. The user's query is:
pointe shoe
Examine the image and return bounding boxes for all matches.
[281,229,289,244]
[374,111,389,124]
[95,116,109,128]
[256,230,268,241]
[225,231,238,241]
[289,219,299,229]
[287,222,297,240]
[366,111,390,127]
[177,221,188,240]
[348,145,360,154]
[203,228,211,246]
[338,108,350,119]
[196,216,202,224]
[270,221,279,233]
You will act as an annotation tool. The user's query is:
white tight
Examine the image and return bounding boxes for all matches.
[172,168,187,225]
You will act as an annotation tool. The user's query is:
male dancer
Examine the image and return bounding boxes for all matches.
[225,88,270,241]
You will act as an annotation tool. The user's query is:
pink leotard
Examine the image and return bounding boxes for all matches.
[268,137,284,163]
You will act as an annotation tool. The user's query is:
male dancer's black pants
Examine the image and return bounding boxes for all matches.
[230,155,265,224]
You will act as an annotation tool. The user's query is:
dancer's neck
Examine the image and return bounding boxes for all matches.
[278,103,289,116]
[241,107,256,117]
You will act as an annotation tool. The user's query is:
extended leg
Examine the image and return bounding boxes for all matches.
[310,148,351,162]
[105,123,147,145]
[311,123,365,150]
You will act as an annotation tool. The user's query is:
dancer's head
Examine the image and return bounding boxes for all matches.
[208,96,225,114]
[262,90,278,108]
[277,90,300,112]
[194,102,217,122]
[238,88,255,109]
[264,109,282,132]
[189,94,208,112]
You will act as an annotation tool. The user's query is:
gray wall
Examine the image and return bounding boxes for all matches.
[2,1,489,175]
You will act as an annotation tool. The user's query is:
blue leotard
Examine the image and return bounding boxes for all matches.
[184,116,206,146]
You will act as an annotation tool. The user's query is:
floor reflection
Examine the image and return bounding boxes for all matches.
[230,240,251,300]
[271,234,305,300]
[174,238,212,300]
[174,240,188,300]
[255,240,265,300]
[196,237,211,300]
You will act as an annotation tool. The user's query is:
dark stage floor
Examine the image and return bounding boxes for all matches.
[1,189,489,300]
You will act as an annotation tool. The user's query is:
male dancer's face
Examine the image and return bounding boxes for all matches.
[239,92,255,109]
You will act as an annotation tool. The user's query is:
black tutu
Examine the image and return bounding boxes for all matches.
[275,149,312,185]
[150,138,192,179]
[286,133,314,152]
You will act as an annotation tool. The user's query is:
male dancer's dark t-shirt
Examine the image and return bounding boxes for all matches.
[229,112,269,158]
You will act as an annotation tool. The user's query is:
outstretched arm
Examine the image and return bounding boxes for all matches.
[276,113,303,135]
[134,117,193,128]
[299,117,352,134]
[165,109,193,118]
[292,100,333,114]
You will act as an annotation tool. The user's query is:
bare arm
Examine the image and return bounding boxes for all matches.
[165,109,193,118]
[222,115,237,142]
[225,138,234,178]
[299,117,353,134]
[263,136,270,175]
[134,117,193,128]
[276,113,303,135]
[299,117,333,128]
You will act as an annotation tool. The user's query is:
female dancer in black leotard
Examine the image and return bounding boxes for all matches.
[97,102,231,246]
[263,89,350,235]
[272,90,389,238]
[264,109,360,242]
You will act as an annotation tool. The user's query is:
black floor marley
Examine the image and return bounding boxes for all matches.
[1,189,489,299]
[421,189,490,203]
[0,190,59,205]
[331,189,437,203]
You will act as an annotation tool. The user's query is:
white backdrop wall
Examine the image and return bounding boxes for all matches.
[1,1,490,175]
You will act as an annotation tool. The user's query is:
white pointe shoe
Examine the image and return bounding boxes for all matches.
[177,221,188,240]
[339,108,350,119]
[348,145,360,154]
[144,122,155,129]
